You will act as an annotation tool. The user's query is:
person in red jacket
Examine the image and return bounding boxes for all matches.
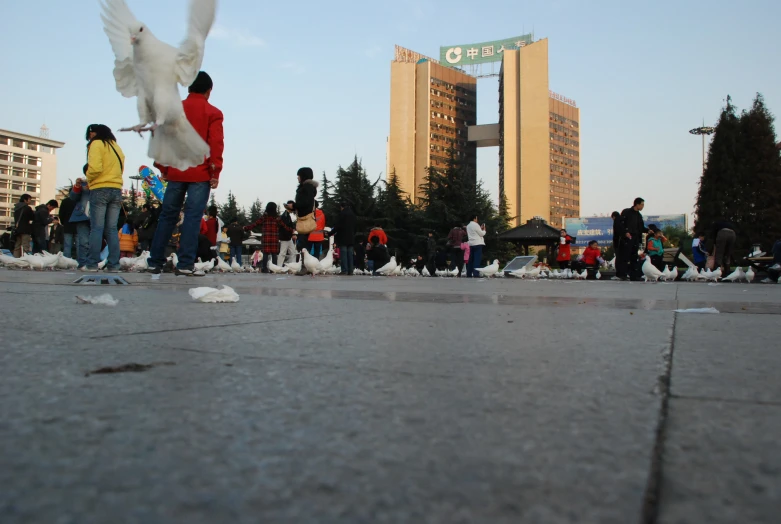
[579,240,605,267]
[307,201,326,259]
[368,226,388,246]
[556,229,575,269]
[147,71,224,276]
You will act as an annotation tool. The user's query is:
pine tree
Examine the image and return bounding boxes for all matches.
[694,96,742,240]
[220,191,241,224]
[248,199,263,223]
[738,93,781,251]
[209,193,218,210]
[320,171,334,225]
[331,156,381,236]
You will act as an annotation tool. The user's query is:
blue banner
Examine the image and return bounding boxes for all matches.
[564,215,687,248]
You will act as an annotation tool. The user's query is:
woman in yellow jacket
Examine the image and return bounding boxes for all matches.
[82,124,125,272]
[118,218,139,258]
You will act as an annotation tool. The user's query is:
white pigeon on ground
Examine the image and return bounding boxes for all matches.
[476,259,500,278]
[21,254,45,270]
[607,256,616,269]
[194,258,214,272]
[509,268,527,278]
[376,256,398,276]
[551,269,560,279]
[318,248,334,271]
[98,258,109,270]
[449,267,459,277]
[526,266,543,279]
[284,260,302,274]
[576,269,589,280]
[565,268,573,279]
[642,258,663,282]
[120,256,137,269]
[391,264,403,276]
[230,257,242,273]
[668,266,679,282]
[39,251,60,269]
[745,266,755,283]
[0,254,29,268]
[56,253,79,270]
[494,269,505,278]
[301,248,321,275]
[216,256,231,272]
[680,267,693,281]
[267,260,290,274]
[720,267,743,282]
[660,266,671,281]
[596,270,602,280]
[712,268,723,280]
[422,266,431,277]
[101,0,218,171]
[171,253,180,269]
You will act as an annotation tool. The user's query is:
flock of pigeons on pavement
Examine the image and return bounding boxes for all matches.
[2,248,777,284]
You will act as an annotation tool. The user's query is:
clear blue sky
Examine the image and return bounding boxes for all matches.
[2,0,780,221]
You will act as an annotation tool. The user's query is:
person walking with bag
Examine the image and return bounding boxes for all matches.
[81,124,125,272]
[292,167,318,251]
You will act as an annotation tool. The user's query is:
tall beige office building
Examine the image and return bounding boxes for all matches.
[388,37,580,227]
[499,39,580,227]
[388,46,477,202]
[0,128,64,229]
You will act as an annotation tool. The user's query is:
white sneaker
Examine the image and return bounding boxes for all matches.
[174,268,205,277]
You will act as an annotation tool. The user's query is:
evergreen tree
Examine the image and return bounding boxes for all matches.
[694,96,742,242]
[331,156,381,236]
[320,171,335,225]
[209,193,218,210]
[248,199,263,223]
[738,93,781,251]
[220,191,241,224]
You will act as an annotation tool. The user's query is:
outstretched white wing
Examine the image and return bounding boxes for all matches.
[100,0,140,97]
[175,0,217,87]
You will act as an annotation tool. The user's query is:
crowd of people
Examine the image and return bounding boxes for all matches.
[2,69,779,280]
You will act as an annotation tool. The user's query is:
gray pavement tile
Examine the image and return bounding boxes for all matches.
[672,314,781,403]
[657,397,781,524]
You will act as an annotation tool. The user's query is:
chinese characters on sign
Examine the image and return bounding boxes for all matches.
[550,91,577,107]
[439,34,533,68]
[564,215,688,248]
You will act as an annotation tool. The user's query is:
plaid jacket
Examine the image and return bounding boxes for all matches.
[247,214,294,255]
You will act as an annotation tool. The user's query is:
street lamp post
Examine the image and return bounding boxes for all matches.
[689,125,715,176]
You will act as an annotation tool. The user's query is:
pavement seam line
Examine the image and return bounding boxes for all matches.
[639,310,677,524]
[669,394,781,407]
[87,309,384,340]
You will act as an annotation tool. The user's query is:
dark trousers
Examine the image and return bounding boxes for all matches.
[339,245,354,274]
[714,228,736,273]
[617,239,640,279]
[650,255,664,271]
[426,254,437,277]
[260,253,276,273]
[449,247,464,274]
[558,260,570,270]
[466,245,483,277]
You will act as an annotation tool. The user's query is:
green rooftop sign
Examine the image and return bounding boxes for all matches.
[439,34,534,68]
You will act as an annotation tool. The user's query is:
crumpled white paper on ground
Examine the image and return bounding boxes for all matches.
[188,285,240,303]
[75,294,119,306]
[674,307,719,314]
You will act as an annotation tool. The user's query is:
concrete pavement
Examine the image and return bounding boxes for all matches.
[0,269,779,523]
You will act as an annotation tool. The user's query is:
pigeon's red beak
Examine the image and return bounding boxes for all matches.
[130,36,137,44]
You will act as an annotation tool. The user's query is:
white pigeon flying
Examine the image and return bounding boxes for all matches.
[301,249,321,275]
[745,266,755,283]
[642,258,663,282]
[476,259,500,278]
[376,256,398,276]
[267,260,290,274]
[230,257,242,273]
[101,0,217,171]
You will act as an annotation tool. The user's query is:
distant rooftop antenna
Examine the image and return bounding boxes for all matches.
[39,124,50,139]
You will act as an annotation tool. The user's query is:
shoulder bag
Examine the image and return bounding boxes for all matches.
[296,212,317,234]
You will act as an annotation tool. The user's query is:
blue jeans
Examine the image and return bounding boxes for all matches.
[86,188,122,269]
[230,245,243,266]
[367,260,374,272]
[466,245,483,277]
[310,242,322,258]
[74,221,90,267]
[339,245,354,274]
[63,232,74,259]
[149,181,211,270]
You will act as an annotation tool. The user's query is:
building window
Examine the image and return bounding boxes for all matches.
[25,142,39,152]
[12,154,25,164]
[27,156,40,166]
[12,139,24,148]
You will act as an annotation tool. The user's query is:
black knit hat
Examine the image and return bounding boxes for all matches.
[297,167,314,181]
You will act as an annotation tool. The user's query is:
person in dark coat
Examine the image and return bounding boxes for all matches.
[712,219,737,275]
[12,194,35,257]
[611,211,621,256]
[368,237,390,274]
[353,233,366,271]
[332,201,357,275]
[426,231,437,276]
[32,200,58,254]
[58,194,77,258]
[617,197,646,281]
[49,217,64,254]
[293,167,318,250]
